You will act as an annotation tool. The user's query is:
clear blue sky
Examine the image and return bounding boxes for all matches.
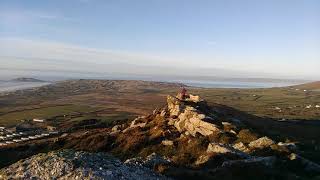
[0,0,319,79]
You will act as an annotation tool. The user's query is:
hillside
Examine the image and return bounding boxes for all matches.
[11,77,45,82]
[1,94,319,179]
[293,81,320,90]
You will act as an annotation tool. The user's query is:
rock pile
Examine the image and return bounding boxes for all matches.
[166,95,221,136]
[110,93,320,179]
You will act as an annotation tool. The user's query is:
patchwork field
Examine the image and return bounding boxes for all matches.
[0,79,319,175]
[0,80,319,128]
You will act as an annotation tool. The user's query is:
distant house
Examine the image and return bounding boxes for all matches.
[33,118,45,123]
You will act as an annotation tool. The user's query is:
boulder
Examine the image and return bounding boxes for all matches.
[195,155,211,165]
[112,125,121,132]
[161,140,174,146]
[0,150,170,180]
[167,95,184,117]
[160,110,167,117]
[249,136,275,149]
[233,142,250,153]
[278,142,297,151]
[129,117,147,128]
[187,94,201,102]
[207,143,232,154]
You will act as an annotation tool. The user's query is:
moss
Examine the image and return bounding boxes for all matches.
[237,129,258,143]
[219,132,237,144]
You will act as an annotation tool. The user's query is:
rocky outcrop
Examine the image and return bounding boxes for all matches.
[249,136,275,149]
[167,95,221,137]
[207,143,232,154]
[0,150,169,180]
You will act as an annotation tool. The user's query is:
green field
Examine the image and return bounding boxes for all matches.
[0,79,319,128]
[0,105,101,126]
[191,87,320,120]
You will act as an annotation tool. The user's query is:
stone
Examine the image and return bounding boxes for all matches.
[161,140,174,146]
[197,127,214,136]
[112,125,121,132]
[174,119,186,132]
[195,155,211,165]
[230,130,237,135]
[125,153,171,170]
[207,143,231,154]
[167,118,175,126]
[160,110,167,117]
[199,121,219,132]
[167,95,184,117]
[233,142,250,153]
[277,142,297,150]
[188,94,201,102]
[249,136,275,149]
[189,117,201,127]
[0,150,170,180]
[129,117,147,128]
[167,94,221,137]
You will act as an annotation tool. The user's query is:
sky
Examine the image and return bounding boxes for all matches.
[0,0,319,80]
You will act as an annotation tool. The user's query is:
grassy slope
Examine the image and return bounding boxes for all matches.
[191,87,320,120]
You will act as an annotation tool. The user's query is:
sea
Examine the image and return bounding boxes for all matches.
[0,81,51,93]
[175,80,301,88]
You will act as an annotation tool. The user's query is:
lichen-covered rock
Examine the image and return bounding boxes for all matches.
[233,142,250,153]
[167,95,184,117]
[112,125,121,132]
[0,150,169,180]
[167,95,221,137]
[249,136,275,149]
[207,143,232,154]
[187,94,201,102]
[195,155,211,165]
[124,153,171,170]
